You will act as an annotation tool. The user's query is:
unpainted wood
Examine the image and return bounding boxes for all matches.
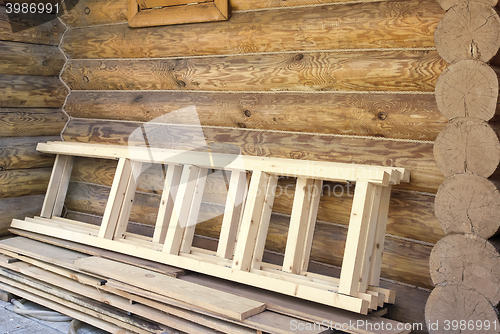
[429,234,500,305]
[0,195,44,235]
[0,108,67,138]
[62,0,442,59]
[0,41,65,76]
[438,0,498,11]
[435,174,500,238]
[0,75,67,108]
[0,168,51,199]
[40,155,73,218]
[435,59,499,121]
[434,2,500,63]
[61,51,447,92]
[0,136,58,170]
[433,117,500,177]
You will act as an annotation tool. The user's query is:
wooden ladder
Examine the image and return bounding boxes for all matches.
[11,141,409,314]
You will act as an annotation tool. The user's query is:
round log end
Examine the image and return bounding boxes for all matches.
[435,60,498,121]
[435,174,500,238]
[434,2,500,63]
[429,234,500,304]
[438,0,498,11]
[433,117,500,177]
[425,285,500,333]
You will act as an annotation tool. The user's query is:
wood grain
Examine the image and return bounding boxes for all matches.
[62,0,443,59]
[0,168,52,199]
[0,108,67,137]
[62,118,444,193]
[438,0,498,11]
[0,136,59,171]
[0,41,65,76]
[65,91,446,141]
[61,51,447,92]
[0,75,67,108]
[64,181,433,288]
[0,194,44,235]
[0,6,64,45]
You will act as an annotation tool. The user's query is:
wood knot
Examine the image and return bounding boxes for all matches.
[244,110,252,117]
[83,76,89,83]
[238,122,247,128]
[84,7,91,14]
[377,112,387,121]
[134,95,143,102]
[42,61,48,66]
[178,80,186,87]
[294,54,304,61]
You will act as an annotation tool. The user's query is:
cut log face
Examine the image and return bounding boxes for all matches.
[435,60,498,121]
[434,174,500,238]
[438,0,498,11]
[429,234,500,304]
[425,285,500,333]
[434,2,500,63]
[433,117,500,177]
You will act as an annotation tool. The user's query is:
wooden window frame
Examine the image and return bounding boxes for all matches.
[128,0,229,28]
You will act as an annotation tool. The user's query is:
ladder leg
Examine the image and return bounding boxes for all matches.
[40,155,74,218]
[300,179,323,272]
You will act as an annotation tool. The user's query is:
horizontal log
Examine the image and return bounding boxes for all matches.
[439,0,497,11]
[0,75,68,108]
[0,41,65,76]
[433,117,500,178]
[0,195,44,236]
[65,91,446,141]
[434,2,500,63]
[0,168,51,199]
[429,234,500,305]
[0,108,67,137]
[62,0,443,59]
[0,6,64,45]
[425,285,500,333]
[68,159,444,243]
[64,182,433,288]
[0,136,59,171]
[62,118,444,193]
[61,51,447,92]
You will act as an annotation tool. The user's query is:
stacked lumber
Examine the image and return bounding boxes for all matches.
[426,1,500,332]
[0,233,411,334]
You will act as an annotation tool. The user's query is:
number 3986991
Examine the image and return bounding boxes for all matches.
[6,2,59,14]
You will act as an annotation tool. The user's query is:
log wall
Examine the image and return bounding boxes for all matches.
[0,8,68,235]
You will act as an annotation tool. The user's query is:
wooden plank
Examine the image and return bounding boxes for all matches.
[0,136,59,170]
[99,158,133,239]
[0,74,67,108]
[0,108,66,138]
[52,156,74,217]
[65,91,445,142]
[153,164,182,243]
[300,179,322,272]
[338,181,375,296]
[0,6,65,45]
[217,170,247,259]
[113,161,143,239]
[180,168,208,254]
[0,168,51,199]
[163,165,200,255]
[62,51,446,92]
[75,256,266,321]
[137,0,204,10]
[62,0,442,58]
[0,195,44,235]
[62,119,439,193]
[40,155,70,217]
[0,41,65,76]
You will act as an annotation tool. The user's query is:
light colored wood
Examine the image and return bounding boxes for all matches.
[250,175,278,270]
[339,181,374,296]
[136,0,205,9]
[113,161,142,239]
[40,155,72,218]
[180,168,208,254]
[153,164,182,243]
[439,0,497,10]
[217,170,247,259]
[163,165,200,255]
[99,158,133,239]
[75,256,266,321]
[300,179,322,272]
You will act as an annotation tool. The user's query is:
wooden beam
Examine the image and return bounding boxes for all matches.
[0,75,67,108]
[0,41,65,76]
[0,168,51,199]
[300,179,322,272]
[0,108,67,138]
[0,195,45,236]
[0,136,59,170]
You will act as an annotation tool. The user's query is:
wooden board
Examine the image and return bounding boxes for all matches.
[61,50,446,92]
[0,41,65,76]
[63,119,442,193]
[0,136,59,170]
[0,108,67,138]
[66,91,445,141]
[62,0,442,59]
[0,74,67,108]
[75,256,266,321]
[0,168,51,199]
